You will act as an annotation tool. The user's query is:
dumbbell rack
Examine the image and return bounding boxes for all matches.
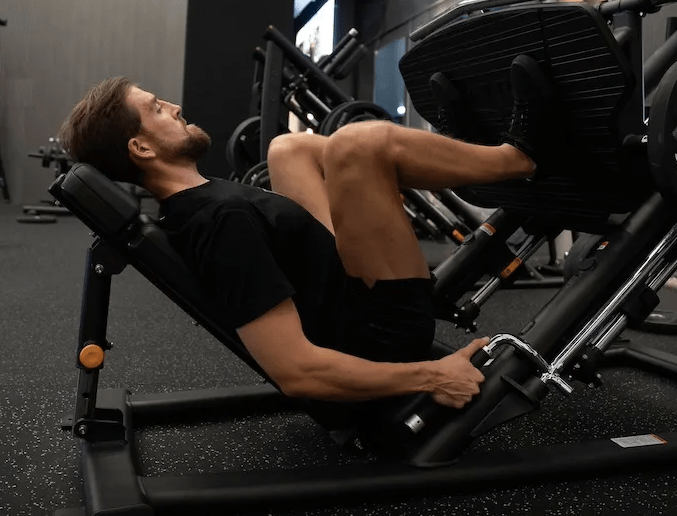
[18,137,74,224]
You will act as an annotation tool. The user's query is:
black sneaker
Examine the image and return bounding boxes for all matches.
[504,55,557,164]
[429,72,466,138]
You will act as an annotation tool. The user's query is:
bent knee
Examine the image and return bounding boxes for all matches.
[267,132,324,168]
[323,121,396,176]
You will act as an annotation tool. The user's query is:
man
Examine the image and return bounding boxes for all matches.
[58,55,553,417]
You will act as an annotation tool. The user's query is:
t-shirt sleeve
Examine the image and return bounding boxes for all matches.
[197,208,295,329]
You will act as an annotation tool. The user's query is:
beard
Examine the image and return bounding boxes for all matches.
[174,124,212,161]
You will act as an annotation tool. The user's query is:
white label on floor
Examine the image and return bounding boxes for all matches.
[610,434,667,448]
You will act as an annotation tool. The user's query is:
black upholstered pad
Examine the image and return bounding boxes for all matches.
[55,163,140,238]
[49,164,267,378]
[400,3,655,228]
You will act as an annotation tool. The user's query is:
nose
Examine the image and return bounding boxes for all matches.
[169,102,182,119]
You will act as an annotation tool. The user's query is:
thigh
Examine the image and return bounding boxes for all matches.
[323,123,430,285]
[267,132,335,234]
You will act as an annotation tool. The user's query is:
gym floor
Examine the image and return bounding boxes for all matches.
[2,202,677,516]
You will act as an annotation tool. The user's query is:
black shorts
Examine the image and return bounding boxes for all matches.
[302,276,436,440]
[336,276,436,363]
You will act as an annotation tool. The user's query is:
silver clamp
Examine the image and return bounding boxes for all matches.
[482,334,574,395]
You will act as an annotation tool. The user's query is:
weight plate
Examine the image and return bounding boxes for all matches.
[226,117,263,179]
[648,61,677,205]
[242,161,270,189]
[252,170,271,190]
[319,101,393,136]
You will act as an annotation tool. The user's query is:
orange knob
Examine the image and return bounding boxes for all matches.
[79,344,105,369]
[452,229,465,243]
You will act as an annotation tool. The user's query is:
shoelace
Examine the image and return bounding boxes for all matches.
[510,99,530,137]
[437,106,453,136]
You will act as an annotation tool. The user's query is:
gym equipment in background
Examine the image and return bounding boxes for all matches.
[565,233,677,334]
[0,17,9,202]
[228,27,483,245]
[226,27,369,179]
[0,144,10,203]
[18,138,73,224]
[229,24,567,284]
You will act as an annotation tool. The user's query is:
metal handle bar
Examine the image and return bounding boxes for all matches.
[323,38,361,76]
[598,0,675,16]
[318,28,358,71]
[264,25,352,104]
[410,0,539,41]
[412,0,677,42]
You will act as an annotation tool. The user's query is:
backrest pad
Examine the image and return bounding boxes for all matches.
[51,163,140,238]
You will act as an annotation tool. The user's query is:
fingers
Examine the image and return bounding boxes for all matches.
[434,378,484,409]
[457,336,491,358]
[469,379,482,394]
[451,394,474,409]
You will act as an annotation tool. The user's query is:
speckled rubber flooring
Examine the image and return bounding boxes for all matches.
[1,203,677,516]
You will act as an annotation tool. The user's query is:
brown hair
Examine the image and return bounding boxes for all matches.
[59,77,144,185]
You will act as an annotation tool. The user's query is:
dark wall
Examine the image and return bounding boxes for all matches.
[0,0,187,204]
[183,1,294,178]
[351,0,447,43]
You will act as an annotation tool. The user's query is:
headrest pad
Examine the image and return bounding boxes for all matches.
[50,162,141,238]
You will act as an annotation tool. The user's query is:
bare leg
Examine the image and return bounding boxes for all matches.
[323,123,429,285]
[375,121,534,190]
[267,132,334,235]
[322,121,535,284]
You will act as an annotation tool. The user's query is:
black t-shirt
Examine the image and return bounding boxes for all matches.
[157,178,347,350]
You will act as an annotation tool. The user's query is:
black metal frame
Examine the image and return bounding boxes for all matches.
[55,1,677,514]
[399,0,677,331]
[54,238,677,516]
[387,0,677,465]
[230,25,364,180]
[257,25,355,156]
[0,19,8,202]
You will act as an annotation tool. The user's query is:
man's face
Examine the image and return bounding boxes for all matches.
[126,86,211,162]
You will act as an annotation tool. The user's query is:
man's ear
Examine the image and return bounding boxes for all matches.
[128,136,156,160]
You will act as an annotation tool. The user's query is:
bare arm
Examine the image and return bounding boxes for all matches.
[237,298,486,408]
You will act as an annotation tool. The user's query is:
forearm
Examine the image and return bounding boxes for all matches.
[282,344,438,401]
